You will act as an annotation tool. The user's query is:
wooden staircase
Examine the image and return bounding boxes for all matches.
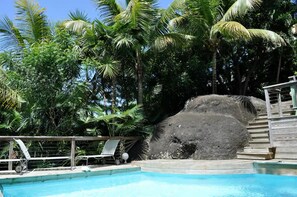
[237,114,274,160]
[237,103,295,160]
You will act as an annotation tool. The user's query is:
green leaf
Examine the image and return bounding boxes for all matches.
[0,16,25,50]
[222,0,262,21]
[93,0,123,24]
[210,21,251,40]
[153,33,194,50]
[15,0,50,43]
[248,29,286,46]
[63,20,92,35]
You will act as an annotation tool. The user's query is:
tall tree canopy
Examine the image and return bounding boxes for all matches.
[0,0,296,135]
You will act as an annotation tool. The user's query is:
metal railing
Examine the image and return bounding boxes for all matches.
[0,136,140,171]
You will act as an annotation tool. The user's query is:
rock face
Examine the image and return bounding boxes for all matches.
[148,95,266,160]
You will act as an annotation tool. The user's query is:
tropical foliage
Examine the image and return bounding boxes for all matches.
[0,0,296,136]
[0,68,21,110]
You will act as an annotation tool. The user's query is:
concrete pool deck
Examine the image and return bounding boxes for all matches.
[1,159,297,182]
[0,165,140,184]
[133,159,255,174]
[133,159,297,176]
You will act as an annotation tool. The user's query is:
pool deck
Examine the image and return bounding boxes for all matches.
[133,159,255,174]
[133,159,297,176]
[0,165,140,184]
[0,159,297,183]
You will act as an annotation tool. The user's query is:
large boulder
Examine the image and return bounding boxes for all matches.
[249,96,267,115]
[148,95,265,160]
[183,95,257,124]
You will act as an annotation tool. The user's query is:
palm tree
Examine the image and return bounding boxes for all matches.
[64,0,191,105]
[63,10,120,109]
[176,0,285,93]
[0,0,50,108]
[107,0,194,105]
[0,0,50,51]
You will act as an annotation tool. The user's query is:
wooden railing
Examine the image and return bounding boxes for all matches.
[0,136,140,171]
[263,76,297,119]
[263,76,297,147]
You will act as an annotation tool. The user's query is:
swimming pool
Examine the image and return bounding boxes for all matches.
[2,171,297,197]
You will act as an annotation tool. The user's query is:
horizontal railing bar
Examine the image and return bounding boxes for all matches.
[0,136,141,141]
[263,81,297,90]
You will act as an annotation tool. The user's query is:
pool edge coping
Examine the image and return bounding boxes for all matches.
[1,160,297,185]
[0,166,141,185]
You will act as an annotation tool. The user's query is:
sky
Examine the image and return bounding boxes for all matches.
[0,0,174,23]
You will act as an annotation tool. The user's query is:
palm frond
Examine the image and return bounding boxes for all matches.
[248,29,286,46]
[222,0,262,21]
[158,0,185,28]
[113,33,135,49]
[0,16,25,50]
[93,0,123,24]
[116,0,156,31]
[0,79,21,110]
[174,0,222,38]
[210,21,251,40]
[187,0,222,26]
[97,59,119,79]
[68,10,90,22]
[167,15,188,31]
[94,19,114,35]
[63,20,92,35]
[121,105,141,118]
[153,33,194,51]
[15,0,50,43]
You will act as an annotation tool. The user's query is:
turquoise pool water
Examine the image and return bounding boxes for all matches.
[2,172,297,197]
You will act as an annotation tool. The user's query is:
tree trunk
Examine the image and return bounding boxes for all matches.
[234,58,242,95]
[243,68,252,95]
[111,78,116,113]
[212,50,217,94]
[243,57,258,95]
[135,49,143,105]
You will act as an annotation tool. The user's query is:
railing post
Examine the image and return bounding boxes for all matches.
[278,91,283,117]
[289,75,297,115]
[70,139,76,170]
[264,89,271,118]
[264,89,273,146]
[290,86,297,115]
[8,140,14,171]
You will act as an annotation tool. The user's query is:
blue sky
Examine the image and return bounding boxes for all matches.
[0,0,173,22]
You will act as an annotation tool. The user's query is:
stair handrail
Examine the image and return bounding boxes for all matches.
[263,76,297,119]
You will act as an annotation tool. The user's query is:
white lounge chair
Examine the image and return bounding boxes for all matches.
[13,139,70,173]
[77,139,120,165]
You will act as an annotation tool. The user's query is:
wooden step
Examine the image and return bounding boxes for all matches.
[247,125,269,130]
[249,139,271,148]
[249,139,270,143]
[249,120,268,126]
[250,133,269,138]
[237,145,275,160]
[255,116,268,121]
[237,152,274,160]
[259,110,295,117]
[250,144,271,148]
[248,128,269,134]
[242,148,272,154]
